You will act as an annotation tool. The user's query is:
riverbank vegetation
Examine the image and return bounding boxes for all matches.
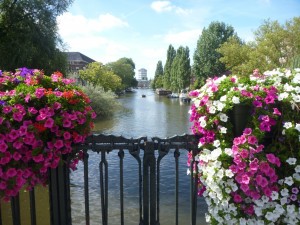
[78,84,121,118]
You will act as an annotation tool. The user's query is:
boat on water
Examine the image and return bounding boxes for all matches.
[167,93,179,98]
[142,94,146,98]
[156,88,172,95]
[179,89,191,102]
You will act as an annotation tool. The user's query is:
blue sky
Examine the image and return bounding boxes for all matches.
[57,0,300,79]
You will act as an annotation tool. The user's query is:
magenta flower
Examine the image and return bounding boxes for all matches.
[2,106,12,114]
[255,174,268,187]
[54,140,64,149]
[33,154,44,163]
[6,168,17,178]
[13,112,24,122]
[63,132,71,140]
[44,118,54,128]
[0,141,8,152]
[233,193,243,203]
[28,107,38,114]
[273,107,281,116]
[63,119,72,128]
[35,88,45,99]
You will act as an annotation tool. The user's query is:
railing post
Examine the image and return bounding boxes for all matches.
[49,162,72,225]
[143,141,157,225]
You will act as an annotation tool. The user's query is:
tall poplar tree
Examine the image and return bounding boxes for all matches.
[0,0,73,74]
[193,21,236,85]
[152,60,164,89]
[163,45,176,90]
[170,46,191,92]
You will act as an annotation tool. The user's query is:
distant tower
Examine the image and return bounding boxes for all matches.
[137,68,148,81]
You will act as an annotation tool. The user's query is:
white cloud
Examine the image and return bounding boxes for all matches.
[151,1,173,12]
[163,29,202,46]
[57,12,128,37]
[150,1,190,15]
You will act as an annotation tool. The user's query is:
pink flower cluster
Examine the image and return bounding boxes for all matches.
[0,68,96,201]
[230,128,280,215]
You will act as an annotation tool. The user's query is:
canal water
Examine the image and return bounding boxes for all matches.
[70,88,208,225]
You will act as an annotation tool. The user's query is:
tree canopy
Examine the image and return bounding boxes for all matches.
[78,62,122,92]
[218,17,300,75]
[106,57,137,89]
[0,0,72,74]
[193,21,236,85]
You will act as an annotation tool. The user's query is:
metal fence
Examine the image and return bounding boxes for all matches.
[0,134,200,225]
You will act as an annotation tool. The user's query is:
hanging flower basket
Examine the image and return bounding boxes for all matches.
[188,68,300,224]
[0,68,96,201]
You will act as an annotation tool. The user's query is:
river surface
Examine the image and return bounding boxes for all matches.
[70,89,208,225]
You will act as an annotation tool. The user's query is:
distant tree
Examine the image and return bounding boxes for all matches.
[163,45,176,90]
[0,0,72,74]
[79,62,122,92]
[152,60,164,89]
[193,21,236,84]
[218,17,300,75]
[170,46,191,92]
[106,57,137,89]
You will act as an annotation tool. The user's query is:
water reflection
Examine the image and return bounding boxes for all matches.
[71,89,207,225]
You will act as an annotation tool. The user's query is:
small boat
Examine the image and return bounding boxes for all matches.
[142,94,146,98]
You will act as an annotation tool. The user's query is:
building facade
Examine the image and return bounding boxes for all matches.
[65,52,96,72]
[137,68,148,81]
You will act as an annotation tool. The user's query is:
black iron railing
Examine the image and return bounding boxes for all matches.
[0,134,200,225]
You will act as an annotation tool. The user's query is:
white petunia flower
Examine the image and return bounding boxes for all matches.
[220,127,227,134]
[292,93,300,102]
[225,169,234,178]
[283,122,293,129]
[293,173,300,181]
[213,140,220,147]
[295,123,300,132]
[232,96,240,104]
[280,197,288,205]
[224,148,233,156]
[219,113,228,122]
[208,105,216,114]
[284,176,294,186]
[281,188,289,197]
[286,158,297,165]
[278,92,289,101]
[295,165,300,173]
[210,148,222,160]
[295,86,300,94]
[284,83,294,92]
[220,95,227,102]
[271,191,279,200]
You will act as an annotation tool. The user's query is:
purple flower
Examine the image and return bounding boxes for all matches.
[292,187,299,194]
[290,194,298,201]
[19,67,33,77]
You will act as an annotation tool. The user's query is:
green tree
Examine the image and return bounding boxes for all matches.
[163,45,176,90]
[79,62,122,92]
[0,0,72,74]
[152,60,164,89]
[106,57,137,89]
[218,17,300,75]
[193,21,236,84]
[170,46,191,92]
